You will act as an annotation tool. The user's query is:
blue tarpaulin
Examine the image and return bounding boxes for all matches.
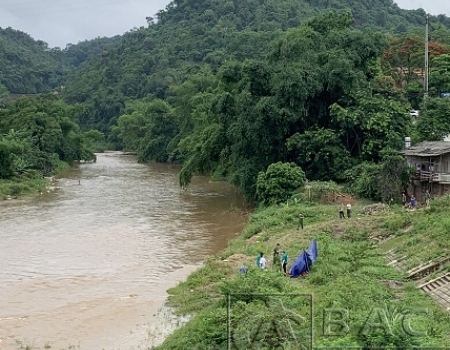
[289,251,311,278]
[307,239,318,263]
[290,239,318,278]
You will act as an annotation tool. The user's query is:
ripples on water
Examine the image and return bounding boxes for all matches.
[0,152,247,349]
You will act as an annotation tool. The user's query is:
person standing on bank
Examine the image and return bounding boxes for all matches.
[401,192,406,207]
[256,252,262,267]
[425,190,431,208]
[259,253,267,270]
[297,214,304,230]
[339,203,345,218]
[273,243,281,269]
[410,195,416,209]
[346,203,352,218]
[281,251,288,275]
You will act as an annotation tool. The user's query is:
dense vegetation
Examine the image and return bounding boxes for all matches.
[60,0,450,133]
[31,0,447,204]
[154,191,450,349]
[0,27,63,100]
[2,0,450,204]
[109,10,450,203]
[0,94,100,198]
[0,26,120,198]
[0,26,120,101]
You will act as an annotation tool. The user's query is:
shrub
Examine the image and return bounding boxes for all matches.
[292,181,343,203]
[256,162,306,205]
[344,162,380,200]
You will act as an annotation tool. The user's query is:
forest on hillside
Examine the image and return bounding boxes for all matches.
[0,26,121,99]
[108,11,450,203]
[59,0,450,132]
[2,0,450,203]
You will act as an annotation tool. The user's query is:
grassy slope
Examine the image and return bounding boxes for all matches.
[155,195,450,349]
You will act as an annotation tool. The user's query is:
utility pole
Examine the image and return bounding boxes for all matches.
[424,14,429,100]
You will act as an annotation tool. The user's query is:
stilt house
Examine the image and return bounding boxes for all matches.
[400,141,450,201]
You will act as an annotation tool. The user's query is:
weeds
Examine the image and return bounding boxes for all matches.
[154,197,450,349]
[0,177,47,200]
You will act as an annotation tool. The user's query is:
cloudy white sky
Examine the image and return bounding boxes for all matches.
[0,0,171,48]
[0,0,449,48]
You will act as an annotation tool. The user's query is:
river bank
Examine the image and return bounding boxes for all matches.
[0,176,48,200]
[154,195,450,349]
[0,161,70,200]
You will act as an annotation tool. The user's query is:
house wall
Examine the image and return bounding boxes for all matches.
[404,153,450,202]
[405,155,450,173]
[440,154,450,173]
[408,181,450,203]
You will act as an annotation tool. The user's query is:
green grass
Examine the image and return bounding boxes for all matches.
[377,195,450,269]
[155,197,450,349]
[0,160,73,201]
[0,176,47,200]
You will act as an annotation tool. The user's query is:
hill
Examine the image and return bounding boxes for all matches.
[0,27,64,95]
[0,27,121,99]
[60,0,450,131]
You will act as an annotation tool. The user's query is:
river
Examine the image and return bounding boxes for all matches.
[0,152,247,350]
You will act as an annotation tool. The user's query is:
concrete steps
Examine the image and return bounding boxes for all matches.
[383,248,450,312]
[385,249,408,272]
[418,273,450,311]
[407,256,450,280]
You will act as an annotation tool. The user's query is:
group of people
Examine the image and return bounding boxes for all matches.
[338,202,352,218]
[401,190,431,209]
[254,243,289,275]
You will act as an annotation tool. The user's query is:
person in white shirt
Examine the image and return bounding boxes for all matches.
[259,253,267,269]
[346,203,352,218]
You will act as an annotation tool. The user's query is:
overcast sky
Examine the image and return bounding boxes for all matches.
[0,0,449,49]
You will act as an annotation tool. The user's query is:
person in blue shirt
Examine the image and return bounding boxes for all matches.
[281,251,288,275]
[410,195,416,208]
[256,252,262,267]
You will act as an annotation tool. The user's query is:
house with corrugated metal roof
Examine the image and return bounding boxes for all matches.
[400,141,450,201]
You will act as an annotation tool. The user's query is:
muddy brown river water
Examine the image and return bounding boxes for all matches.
[0,152,247,350]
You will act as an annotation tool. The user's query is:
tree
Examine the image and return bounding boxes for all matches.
[383,35,450,85]
[0,139,16,178]
[287,129,352,180]
[330,91,411,162]
[429,54,450,94]
[0,83,9,106]
[256,162,306,204]
[377,149,412,203]
[0,95,96,177]
[416,97,450,141]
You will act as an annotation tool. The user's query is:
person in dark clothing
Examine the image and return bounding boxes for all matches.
[339,204,345,218]
[425,190,431,208]
[297,214,304,230]
[273,243,281,269]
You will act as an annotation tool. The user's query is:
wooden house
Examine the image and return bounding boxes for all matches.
[400,141,450,201]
